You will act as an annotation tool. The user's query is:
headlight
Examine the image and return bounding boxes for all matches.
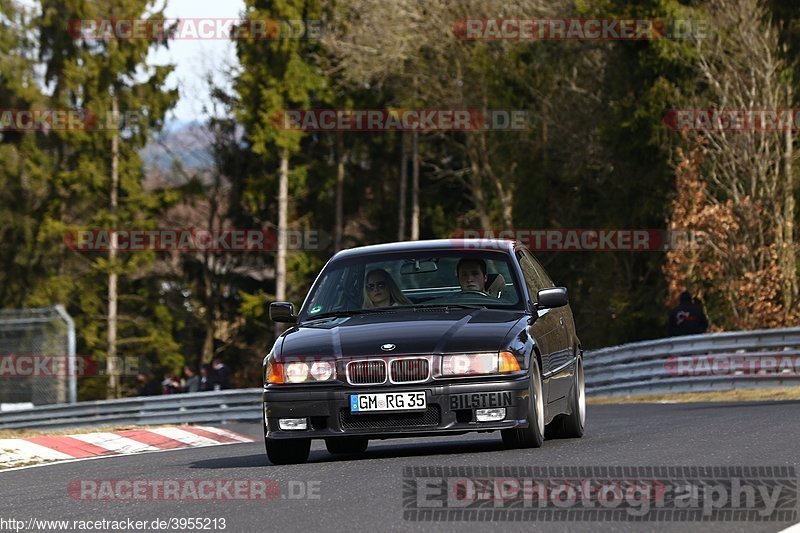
[267,358,336,384]
[285,362,310,383]
[310,361,334,381]
[441,351,520,376]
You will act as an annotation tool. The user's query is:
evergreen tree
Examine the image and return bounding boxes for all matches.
[36,0,179,397]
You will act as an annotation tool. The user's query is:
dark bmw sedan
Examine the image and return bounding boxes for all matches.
[263,239,585,464]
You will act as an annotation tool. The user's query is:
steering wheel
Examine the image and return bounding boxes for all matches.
[454,290,490,298]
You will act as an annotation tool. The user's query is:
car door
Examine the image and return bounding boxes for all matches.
[515,250,559,402]
[523,249,574,402]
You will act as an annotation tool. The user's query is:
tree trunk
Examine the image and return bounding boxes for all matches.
[107,92,119,399]
[334,132,346,251]
[201,174,220,365]
[275,150,289,338]
[479,129,513,227]
[782,93,797,310]
[541,120,549,167]
[466,134,491,230]
[410,130,419,240]
[397,132,407,241]
[202,309,214,364]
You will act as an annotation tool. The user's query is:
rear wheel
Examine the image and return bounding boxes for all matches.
[325,437,369,455]
[545,355,585,439]
[502,360,545,449]
[265,437,311,465]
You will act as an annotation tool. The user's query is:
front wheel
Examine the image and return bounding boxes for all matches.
[265,437,311,465]
[502,359,545,448]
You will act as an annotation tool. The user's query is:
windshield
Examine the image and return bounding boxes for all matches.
[298,250,524,322]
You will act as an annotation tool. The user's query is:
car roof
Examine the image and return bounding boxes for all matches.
[331,238,517,260]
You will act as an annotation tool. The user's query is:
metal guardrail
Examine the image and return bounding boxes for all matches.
[584,327,800,397]
[0,389,262,430]
[2,327,799,430]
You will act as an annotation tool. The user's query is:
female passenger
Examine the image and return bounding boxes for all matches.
[363,268,411,308]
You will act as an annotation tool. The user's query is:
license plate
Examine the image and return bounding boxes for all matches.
[350,391,426,413]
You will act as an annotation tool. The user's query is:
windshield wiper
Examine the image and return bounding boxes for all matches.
[304,309,377,321]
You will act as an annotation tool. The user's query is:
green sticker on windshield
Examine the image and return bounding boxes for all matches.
[309,305,322,314]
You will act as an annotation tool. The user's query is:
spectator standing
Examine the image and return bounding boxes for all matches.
[668,290,709,336]
[136,371,161,396]
[161,373,181,394]
[199,364,214,391]
[183,365,200,393]
[212,357,231,390]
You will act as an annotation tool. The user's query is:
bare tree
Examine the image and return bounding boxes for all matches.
[107,91,120,398]
[666,0,798,327]
[322,0,564,232]
[275,151,289,338]
[397,132,408,240]
[334,132,347,250]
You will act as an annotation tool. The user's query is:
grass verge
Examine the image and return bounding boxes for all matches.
[588,386,800,405]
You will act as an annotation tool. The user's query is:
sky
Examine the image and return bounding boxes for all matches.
[17,0,246,124]
[148,0,246,124]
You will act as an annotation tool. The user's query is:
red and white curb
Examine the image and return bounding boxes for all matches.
[0,426,253,470]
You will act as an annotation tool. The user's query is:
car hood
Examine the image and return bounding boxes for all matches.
[278,308,526,358]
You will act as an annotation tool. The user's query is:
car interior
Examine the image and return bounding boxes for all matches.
[303,255,521,318]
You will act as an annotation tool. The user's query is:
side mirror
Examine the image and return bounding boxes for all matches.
[269,302,296,323]
[536,287,568,309]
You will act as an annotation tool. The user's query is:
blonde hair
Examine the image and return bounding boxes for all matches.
[362,269,411,308]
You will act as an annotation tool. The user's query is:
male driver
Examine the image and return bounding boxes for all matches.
[457,258,488,292]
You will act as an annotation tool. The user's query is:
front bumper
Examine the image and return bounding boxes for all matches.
[263,376,531,440]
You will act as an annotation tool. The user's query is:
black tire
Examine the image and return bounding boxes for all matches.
[325,437,369,455]
[502,359,545,448]
[265,437,311,465]
[545,356,585,439]
[501,428,519,448]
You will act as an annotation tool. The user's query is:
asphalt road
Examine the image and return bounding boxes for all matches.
[2,401,799,533]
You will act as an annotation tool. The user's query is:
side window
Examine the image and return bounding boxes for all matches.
[523,249,554,288]
[516,251,543,300]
